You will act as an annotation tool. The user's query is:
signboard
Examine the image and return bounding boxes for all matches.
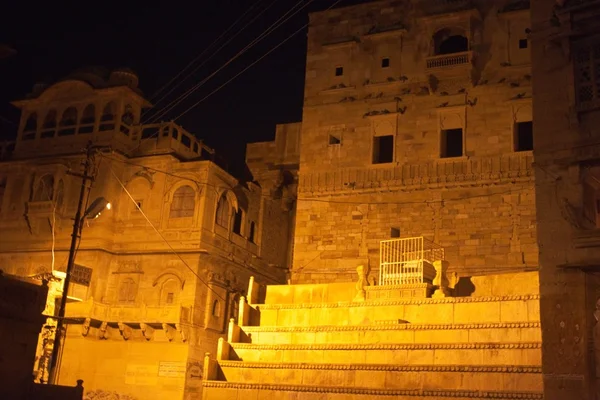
[71,264,92,286]
[158,361,186,378]
[125,364,159,385]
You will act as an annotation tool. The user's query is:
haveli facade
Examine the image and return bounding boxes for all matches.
[0,68,292,400]
[250,0,538,284]
[530,0,600,398]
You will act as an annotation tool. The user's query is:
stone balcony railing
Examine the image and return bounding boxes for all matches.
[426,51,473,70]
[298,152,533,194]
[65,298,190,324]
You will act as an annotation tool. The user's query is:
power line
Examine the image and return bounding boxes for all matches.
[100,153,532,206]
[146,0,317,125]
[108,165,226,301]
[145,0,280,114]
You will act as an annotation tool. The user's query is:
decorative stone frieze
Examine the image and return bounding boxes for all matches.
[202,381,544,398]
[241,322,541,332]
[230,342,541,351]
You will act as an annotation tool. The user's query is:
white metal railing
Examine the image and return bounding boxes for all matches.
[379,236,444,285]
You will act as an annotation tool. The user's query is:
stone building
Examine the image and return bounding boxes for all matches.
[0,68,290,399]
[248,0,537,284]
[530,0,600,398]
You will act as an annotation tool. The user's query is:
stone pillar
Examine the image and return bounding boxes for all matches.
[432,260,450,299]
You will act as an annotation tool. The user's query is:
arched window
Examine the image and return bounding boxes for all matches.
[160,279,179,305]
[212,299,221,317]
[100,102,116,132]
[59,107,78,126]
[24,113,37,132]
[101,102,116,121]
[122,104,134,125]
[118,278,137,303]
[55,180,64,208]
[33,174,54,202]
[232,209,243,235]
[215,194,230,228]
[81,104,95,124]
[433,28,468,55]
[43,110,57,129]
[249,221,256,243]
[58,107,78,136]
[230,294,240,321]
[169,185,195,218]
[41,110,57,139]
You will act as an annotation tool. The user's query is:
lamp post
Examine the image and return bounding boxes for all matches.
[48,143,110,384]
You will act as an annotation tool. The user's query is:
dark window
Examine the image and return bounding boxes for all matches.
[335,66,344,76]
[329,134,341,145]
[373,135,394,164]
[381,58,390,68]
[24,113,37,132]
[249,221,256,243]
[80,104,95,125]
[215,194,230,227]
[514,121,533,152]
[574,41,600,107]
[441,128,463,158]
[181,134,192,148]
[519,39,528,49]
[434,29,468,55]
[390,227,400,238]
[166,292,174,304]
[232,209,243,235]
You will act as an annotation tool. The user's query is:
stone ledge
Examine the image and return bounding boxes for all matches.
[218,361,542,374]
[230,342,541,351]
[241,322,541,332]
[201,381,544,398]
[255,294,540,310]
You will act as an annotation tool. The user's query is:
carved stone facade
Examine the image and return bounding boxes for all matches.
[529,0,600,399]
[0,69,290,399]
[248,0,538,284]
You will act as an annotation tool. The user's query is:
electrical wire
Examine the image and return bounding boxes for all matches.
[100,153,532,206]
[145,0,317,125]
[108,165,226,301]
[145,0,280,114]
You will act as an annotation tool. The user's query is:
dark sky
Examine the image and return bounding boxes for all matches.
[0,0,367,177]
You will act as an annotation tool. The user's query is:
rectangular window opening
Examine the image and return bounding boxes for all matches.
[519,39,528,49]
[381,57,390,68]
[514,121,533,152]
[390,227,400,238]
[166,292,174,304]
[372,135,394,164]
[335,66,344,76]
[328,134,341,145]
[441,128,463,158]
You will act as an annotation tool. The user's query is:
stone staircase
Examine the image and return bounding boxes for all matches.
[202,273,543,399]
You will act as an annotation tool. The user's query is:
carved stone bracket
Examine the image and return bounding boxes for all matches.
[163,323,176,342]
[140,323,154,341]
[82,318,91,337]
[118,322,133,341]
[98,321,109,340]
[176,323,188,342]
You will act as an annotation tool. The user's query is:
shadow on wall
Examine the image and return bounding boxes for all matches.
[453,276,476,297]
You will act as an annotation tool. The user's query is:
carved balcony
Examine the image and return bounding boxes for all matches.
[65,298,191,325]
[426,51,474,70]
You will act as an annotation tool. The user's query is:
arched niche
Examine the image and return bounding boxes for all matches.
[170,185,196,218]
[32,174,55,202]
[433,27,468,55]
[121,175,152,216]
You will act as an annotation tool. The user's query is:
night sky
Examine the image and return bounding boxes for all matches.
[0,0,367,177]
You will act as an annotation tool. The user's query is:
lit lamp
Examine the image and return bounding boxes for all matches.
[48,196,111,384]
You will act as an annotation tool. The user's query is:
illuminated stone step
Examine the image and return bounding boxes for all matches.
[202,381,544,400]
[251,295,540,327]
[217,361,543,392]
[238,322,541,345]
[228,342,542,366]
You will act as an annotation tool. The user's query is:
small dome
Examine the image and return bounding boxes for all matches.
[109,68,139,89]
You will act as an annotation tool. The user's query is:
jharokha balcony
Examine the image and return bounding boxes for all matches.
[426,50,474,70]
[64,299,192,341]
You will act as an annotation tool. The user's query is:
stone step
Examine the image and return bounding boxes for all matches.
[228,342,541,366]
[218,361,543,392]
[239,322,541,345]
[202,381,544,400]
[253,295,540,327]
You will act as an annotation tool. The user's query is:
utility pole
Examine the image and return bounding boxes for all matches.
[48,142,95,385]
